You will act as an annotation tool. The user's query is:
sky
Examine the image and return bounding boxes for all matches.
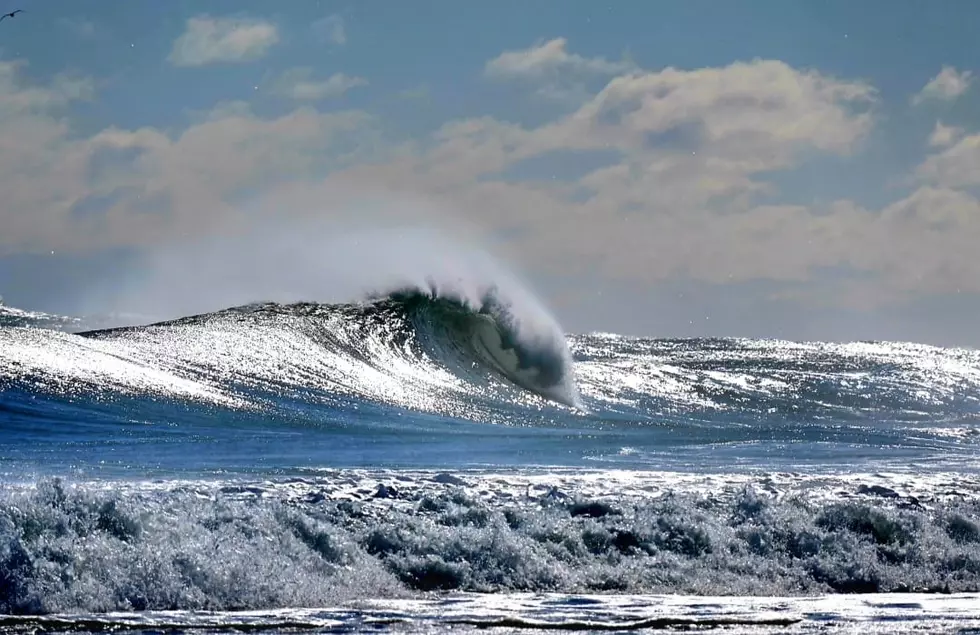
[0,1,978,345]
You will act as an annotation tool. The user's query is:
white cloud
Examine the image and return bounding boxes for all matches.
[912,66,973,104]
[0,61,95,113]
[310,55,884,291]
[273,68,367,101]
[313,14,347,46]
[169,16,279,67]
[485,44,874,168]
[928,120,963,147]
[486,38,636,103]
[486,38,633,79]
[916,132,980,188]
[576,59,874,155]
[0,62,99,252]
[437,58,873,219]
[0,60,374,255]
[869,187,980,295]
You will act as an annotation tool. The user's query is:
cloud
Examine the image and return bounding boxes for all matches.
[313,14,347,46]
[568,59,875,163]
[306,54,883,295]
[928,120,963,147]
[868,187,980,295]
[0,47,875,264]
[485,38,635,103]
[0,59,375,255]
[0,62,98,252]
[3,36,976,319]
[486,38,633,79]
[439,58,873,220]
[329,49,974,307]
[912,66,973,104]
[0,62,94,114]
[916,132,980,188]
[169,16,279,67]
[272,68,368,101]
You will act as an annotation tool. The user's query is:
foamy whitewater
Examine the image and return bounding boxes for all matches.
[1,277,979,634]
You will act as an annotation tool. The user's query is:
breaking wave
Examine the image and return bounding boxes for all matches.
[0,280,581,414]
[375,284,581,407]
[1,471,978,614]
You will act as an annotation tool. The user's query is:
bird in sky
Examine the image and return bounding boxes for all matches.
[0,8,24,22]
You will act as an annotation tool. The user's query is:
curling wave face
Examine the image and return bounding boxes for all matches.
[383,286,582,407]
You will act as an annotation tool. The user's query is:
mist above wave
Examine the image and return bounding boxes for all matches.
[78,192,546,326]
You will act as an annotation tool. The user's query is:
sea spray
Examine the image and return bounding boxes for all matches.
[1,471,978,614]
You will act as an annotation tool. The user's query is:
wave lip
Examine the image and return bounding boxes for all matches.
[382,283,582,408]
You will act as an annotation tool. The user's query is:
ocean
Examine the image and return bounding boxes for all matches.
[1,285,979,634]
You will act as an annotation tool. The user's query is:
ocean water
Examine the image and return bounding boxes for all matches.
[1,284,979,634]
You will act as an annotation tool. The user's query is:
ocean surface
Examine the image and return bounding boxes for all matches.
[1,284,979,634]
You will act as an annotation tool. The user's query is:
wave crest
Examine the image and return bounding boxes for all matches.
[378,282,581,407]
[44,276,582,413]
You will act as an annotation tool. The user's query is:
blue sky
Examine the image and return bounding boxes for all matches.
[1,1,978,345]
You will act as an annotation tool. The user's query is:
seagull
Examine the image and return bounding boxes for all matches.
[0,9,24,22]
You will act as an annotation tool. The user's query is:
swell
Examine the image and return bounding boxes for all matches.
[0,285,581,415]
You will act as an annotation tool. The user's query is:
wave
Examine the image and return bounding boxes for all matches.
[0,281,581,413]
[376,283,581,407]
[0,303,79,330]
[1,471,978,614]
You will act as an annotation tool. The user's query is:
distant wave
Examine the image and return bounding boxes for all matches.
[0,303,79,330]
